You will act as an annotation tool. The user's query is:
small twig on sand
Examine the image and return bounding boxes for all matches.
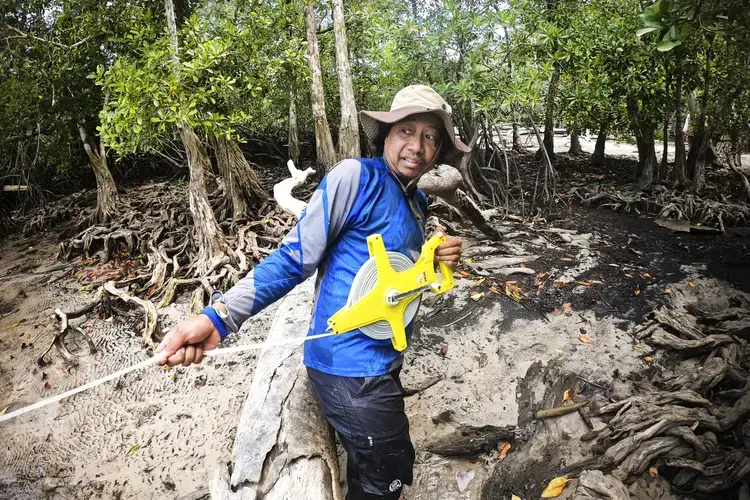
[536,400,589,419]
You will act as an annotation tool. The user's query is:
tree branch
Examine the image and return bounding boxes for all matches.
[4,24,92,49]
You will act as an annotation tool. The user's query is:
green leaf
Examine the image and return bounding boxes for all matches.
[636,27,659,37]
[126,444,141,456]
[657,39,682,51]
[669,25,678,41]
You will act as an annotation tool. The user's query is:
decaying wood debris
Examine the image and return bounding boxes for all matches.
[210,279,341,500]
[569,182,750,231]
[563,297,750,496]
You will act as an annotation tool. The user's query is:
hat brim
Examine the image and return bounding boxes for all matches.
[360,106,471,167]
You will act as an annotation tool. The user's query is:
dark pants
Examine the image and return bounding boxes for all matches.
[307,366,415,499]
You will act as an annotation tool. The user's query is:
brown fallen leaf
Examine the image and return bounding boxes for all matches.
[644,356,653,361]
[560,257,574,262]
[457,271,469,278]
[562,303,571,310]
[603,240,612,246]
[665,288,672,294]
[634,289,641,296]
[499,442,511,459]
[688,281,696,288]
[541,477,569,498]
[649,467,659,478]
[625,273,635,278]
[490,286,500,294]
[512,495,521,500]
[475,277,486,286]
[608,263,619,268]
[9,322,20,328]
[578,335,593,344]
[563,389,573,401]
[641,272,653,279]
[555,281,567,288]
[538,283,545,290]
[699,324,706,329]
[634,345,646,352]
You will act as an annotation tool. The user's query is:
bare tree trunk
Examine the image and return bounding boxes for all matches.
[288,87,300,166]
[628,97,656,190]
[503,27,523,154]
[409,0,418,18]
[568,129,582,155]
[78,125,119,224]
[658,67,672,183]
[637,128,657,191]
[214,135,267,219]
[687,49,712,181]
[540,68,559,165]
[332,0,359,161]
[690,123,715,195]
[181,125,232,274]
[590,123,607,167]
[512,118,523,152]
[674,67,688,186]
[305,0,337,170]
[165,0,230,276]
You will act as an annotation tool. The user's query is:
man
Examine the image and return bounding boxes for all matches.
[155,85,470,499]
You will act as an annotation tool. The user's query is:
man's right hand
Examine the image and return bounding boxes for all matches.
[155,314,221,367]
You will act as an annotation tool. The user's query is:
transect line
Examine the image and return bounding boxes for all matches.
[0,332,337,423]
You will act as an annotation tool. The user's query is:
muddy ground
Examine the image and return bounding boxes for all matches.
[1,155,749,499]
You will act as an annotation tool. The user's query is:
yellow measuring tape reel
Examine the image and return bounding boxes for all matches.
[327,234,455,351]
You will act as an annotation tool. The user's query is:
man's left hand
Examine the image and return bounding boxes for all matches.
[434,228,462,269]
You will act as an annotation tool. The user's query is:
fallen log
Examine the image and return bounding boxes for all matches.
[209,278,341,500]
[422,423,517,456]
[418,164,503,240]
[273,160,315,218]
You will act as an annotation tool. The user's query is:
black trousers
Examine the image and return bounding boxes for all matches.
[307,366,415,499]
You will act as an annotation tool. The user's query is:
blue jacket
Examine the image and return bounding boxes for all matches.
[214,156,429,376]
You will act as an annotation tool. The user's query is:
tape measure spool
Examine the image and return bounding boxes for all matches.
[345,251,420,340]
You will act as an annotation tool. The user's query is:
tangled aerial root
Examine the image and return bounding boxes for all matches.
[568,183,750,231]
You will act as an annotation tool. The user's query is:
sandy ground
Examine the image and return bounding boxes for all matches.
[1,199,748,498]
[511,129,750,169]
[0,239,277,499]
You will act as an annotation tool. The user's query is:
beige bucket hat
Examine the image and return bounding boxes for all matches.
[360,85,471,167]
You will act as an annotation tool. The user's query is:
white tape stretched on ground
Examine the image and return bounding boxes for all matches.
[0,332,336,424]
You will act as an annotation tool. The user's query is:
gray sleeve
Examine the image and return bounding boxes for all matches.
[211,159,362,334]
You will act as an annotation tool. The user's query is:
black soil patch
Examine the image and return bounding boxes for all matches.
[444,204,749,339]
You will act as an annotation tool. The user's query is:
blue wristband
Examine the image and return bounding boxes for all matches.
[201,306,229,340]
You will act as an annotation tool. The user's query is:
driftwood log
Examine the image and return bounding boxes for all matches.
[210,278,341,500]
[418,164,503,240]
[273,160,315,218]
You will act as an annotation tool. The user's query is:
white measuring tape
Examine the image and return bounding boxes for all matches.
[0,332,336,424]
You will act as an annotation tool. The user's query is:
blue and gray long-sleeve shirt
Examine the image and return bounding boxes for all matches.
[212,156,429,377]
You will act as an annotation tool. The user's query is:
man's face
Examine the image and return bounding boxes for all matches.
[383,113,443,182]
